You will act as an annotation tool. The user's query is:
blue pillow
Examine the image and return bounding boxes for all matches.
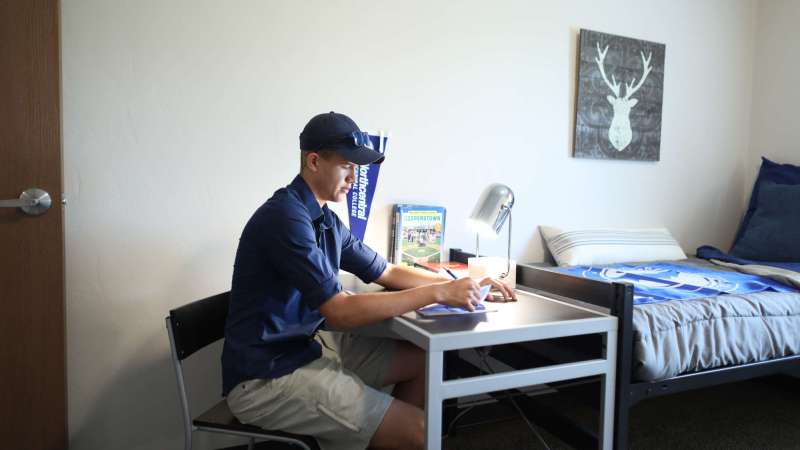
[730,182,800,262]
[733,157,800,247]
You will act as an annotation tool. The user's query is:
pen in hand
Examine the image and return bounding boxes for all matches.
[443,267,458,280]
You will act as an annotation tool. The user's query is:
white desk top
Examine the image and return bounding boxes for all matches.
[383,287,617,351]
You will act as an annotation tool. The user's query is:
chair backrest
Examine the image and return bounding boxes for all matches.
[167,291,231,442]
[168,291,230,360]
[166,291,320,450]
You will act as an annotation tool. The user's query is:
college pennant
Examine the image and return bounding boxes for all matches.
[346,132,388,241]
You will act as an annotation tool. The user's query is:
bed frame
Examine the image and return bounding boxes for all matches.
[448,249,800,449]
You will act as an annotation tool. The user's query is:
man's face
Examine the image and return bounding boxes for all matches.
[311,152,358,204]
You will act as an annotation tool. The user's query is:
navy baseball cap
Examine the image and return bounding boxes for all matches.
[299,112,385,165]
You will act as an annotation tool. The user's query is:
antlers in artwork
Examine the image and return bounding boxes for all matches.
[595,42,652,100]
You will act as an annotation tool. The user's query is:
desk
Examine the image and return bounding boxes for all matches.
[369,286,618,450]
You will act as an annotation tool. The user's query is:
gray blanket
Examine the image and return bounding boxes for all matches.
[633,258,800,381]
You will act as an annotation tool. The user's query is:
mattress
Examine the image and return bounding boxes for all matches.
[632,259,800,381]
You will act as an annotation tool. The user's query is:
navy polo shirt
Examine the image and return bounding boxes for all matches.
[221,175,387,396]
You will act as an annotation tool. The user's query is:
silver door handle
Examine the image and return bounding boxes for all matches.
[0,188,52,215]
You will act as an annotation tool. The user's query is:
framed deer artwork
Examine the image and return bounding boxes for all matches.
[573,29,665,161]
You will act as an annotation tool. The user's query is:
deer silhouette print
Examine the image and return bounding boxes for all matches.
[595,42,652,151]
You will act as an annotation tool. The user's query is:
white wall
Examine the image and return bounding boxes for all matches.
[61,1,757,448]
[747,0,800,192]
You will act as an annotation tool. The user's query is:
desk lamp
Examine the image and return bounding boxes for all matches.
[466,183,515,278]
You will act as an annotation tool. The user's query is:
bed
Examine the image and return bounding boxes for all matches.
[559,257,800,382]
[449,248,800,450]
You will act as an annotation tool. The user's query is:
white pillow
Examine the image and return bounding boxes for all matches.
[539,226,687,267]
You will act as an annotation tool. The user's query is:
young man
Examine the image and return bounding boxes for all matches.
[222,111,515,450]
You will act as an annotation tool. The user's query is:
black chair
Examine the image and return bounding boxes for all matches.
[166,292,320,450]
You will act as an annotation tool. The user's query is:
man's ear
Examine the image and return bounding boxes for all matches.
[306,152,320,172]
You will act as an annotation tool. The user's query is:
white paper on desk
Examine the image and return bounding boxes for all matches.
[416,286,496,316]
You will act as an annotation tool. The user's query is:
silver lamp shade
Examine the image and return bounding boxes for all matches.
[467,183,514,237]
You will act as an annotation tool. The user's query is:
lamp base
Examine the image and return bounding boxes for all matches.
[468,257,516,287]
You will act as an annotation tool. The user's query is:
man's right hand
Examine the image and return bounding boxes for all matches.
[435,278,482,311]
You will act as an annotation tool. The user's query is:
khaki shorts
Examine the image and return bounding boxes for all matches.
[226,331,397,450]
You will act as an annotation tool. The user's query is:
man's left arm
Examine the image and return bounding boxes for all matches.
[338,221,515,300]
[375,263,516,300]
[337,220,449,290]
[375,263,450,290]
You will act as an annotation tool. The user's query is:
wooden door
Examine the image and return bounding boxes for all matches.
[0,0,66,449]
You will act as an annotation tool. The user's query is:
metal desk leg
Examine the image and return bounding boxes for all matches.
[600,330,617,450]
[426,350,443,450]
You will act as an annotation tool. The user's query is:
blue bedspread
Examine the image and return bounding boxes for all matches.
[557,262,798,304]
[696,245,800,272]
